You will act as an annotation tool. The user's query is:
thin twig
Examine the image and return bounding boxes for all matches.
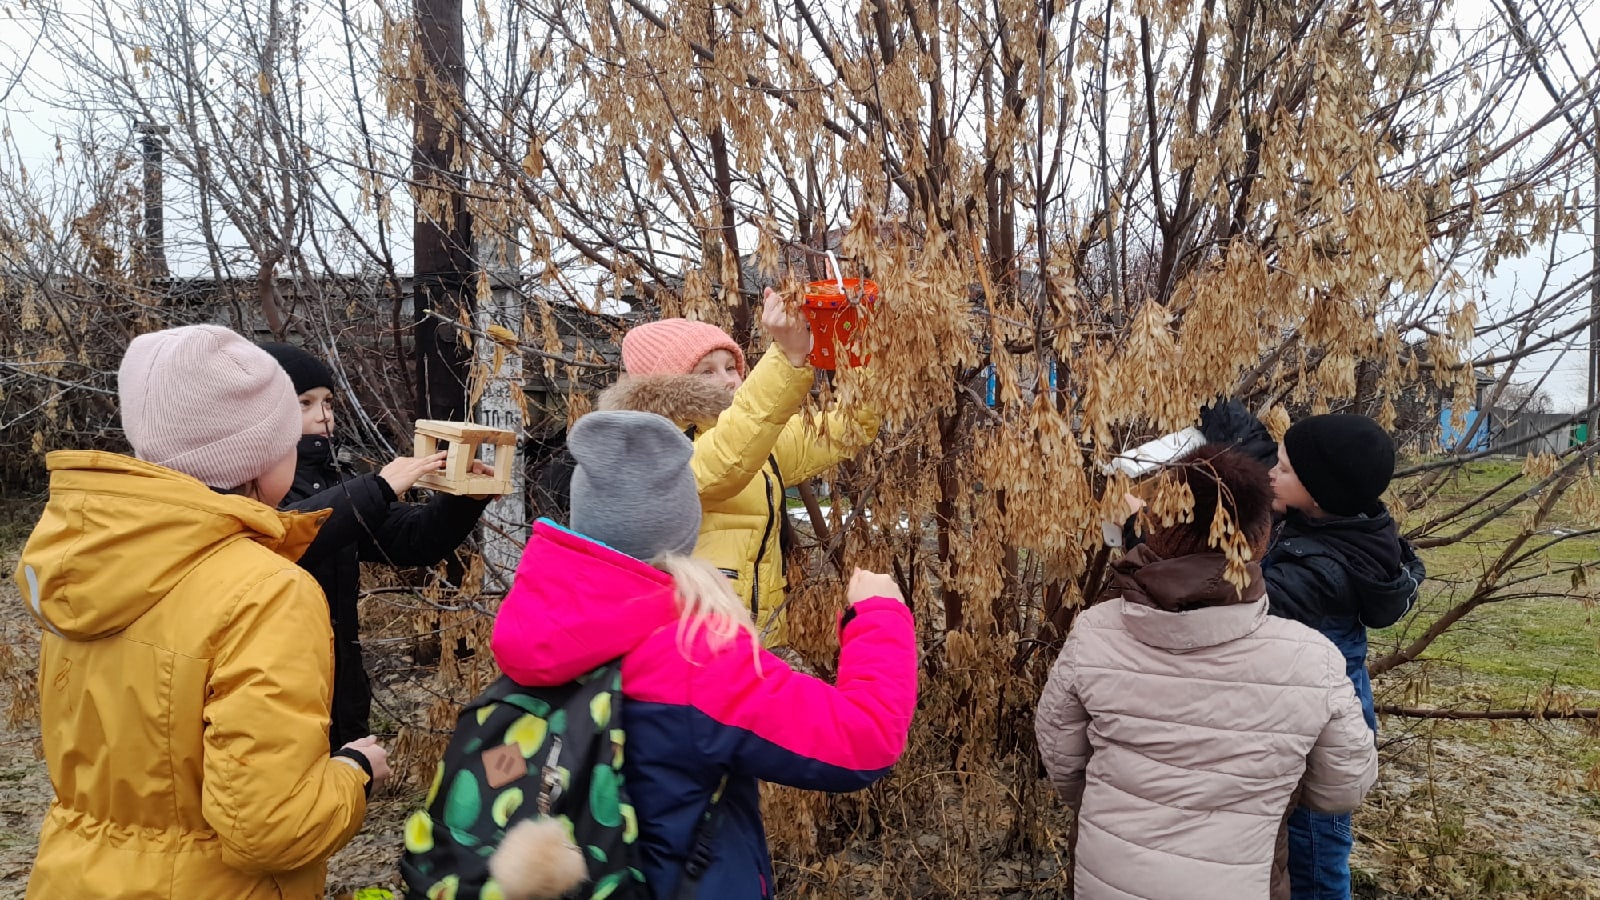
[1377,704,1600,721]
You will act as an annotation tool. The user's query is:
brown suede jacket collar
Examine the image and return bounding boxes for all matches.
[1110,543,1266,613]
[1107,545,1271,652]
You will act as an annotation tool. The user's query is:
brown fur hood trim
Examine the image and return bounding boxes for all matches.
[596,374,734,429]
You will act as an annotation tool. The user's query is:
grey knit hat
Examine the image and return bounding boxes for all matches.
[567,411,701,560]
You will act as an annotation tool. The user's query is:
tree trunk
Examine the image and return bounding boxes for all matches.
[413,0,473,421]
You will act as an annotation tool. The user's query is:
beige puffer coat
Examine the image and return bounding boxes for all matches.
[1035,548,1378,900]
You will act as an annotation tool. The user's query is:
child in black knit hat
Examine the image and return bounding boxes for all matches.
[259,342,496,749]
[1265,413,1424,900]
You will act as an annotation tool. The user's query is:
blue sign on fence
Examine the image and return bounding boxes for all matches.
[1439,408,1487,452]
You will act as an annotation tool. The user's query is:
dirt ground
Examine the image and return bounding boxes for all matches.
[2,537,1599,897]
[1350,721,1600,898]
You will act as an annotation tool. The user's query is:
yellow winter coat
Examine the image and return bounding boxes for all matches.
[14,451,370,900]
[598,346,879,644]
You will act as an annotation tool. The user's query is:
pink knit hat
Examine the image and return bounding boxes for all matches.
[118,324,301,489]
[621,318,746,377]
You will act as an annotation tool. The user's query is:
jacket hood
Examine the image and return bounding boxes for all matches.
[1275,507,1417,619]
[491,520,681,686]
[1108,543,1269,651]
[596,374,734,429]
[16,450,327,641]
[1116,592,1272,652]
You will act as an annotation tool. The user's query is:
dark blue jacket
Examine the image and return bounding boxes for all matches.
[491,523,919,898]
[1263,508,1424,730]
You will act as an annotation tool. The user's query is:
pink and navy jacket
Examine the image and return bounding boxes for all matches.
[491,521,918,899]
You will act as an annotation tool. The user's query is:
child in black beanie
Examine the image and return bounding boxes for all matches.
[1266,413,1424,900]
[259,342,495,749]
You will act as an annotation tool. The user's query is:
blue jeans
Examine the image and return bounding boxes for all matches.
[1287,619,1368,899]
[1287,806,1353,900]
[1318,618,1377,730]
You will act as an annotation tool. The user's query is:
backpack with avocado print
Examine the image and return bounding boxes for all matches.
[399,661,648,900]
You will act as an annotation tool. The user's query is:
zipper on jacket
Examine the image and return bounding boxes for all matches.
[750,465,778,622]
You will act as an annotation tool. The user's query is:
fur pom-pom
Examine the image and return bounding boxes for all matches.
[488,817,589,900]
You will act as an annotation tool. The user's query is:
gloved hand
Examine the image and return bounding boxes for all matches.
[1198,398,1278,467]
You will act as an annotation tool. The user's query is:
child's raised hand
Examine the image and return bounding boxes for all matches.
[760,286,812,368]
[847,568,905,606]
[380,451,447,495]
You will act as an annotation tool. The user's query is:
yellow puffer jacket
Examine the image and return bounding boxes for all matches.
[14,451,370,900]
[598,346,879,644]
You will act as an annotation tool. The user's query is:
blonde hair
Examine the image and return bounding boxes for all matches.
[650,554,761,669]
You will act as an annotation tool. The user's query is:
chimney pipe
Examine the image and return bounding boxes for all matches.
[135,122,171,280]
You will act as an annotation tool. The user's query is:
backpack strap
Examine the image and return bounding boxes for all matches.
[768,453,797,572]
[671,774,730,900]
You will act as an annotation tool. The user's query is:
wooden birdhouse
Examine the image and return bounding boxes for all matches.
[412,420,518,496]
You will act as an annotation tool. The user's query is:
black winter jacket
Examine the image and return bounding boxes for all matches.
[1198,399,1280,468]
[1263,507,1424,731]
[1263,507,1424,632]
[282,434,490,748]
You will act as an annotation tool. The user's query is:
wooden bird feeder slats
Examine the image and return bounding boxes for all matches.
[412,420,518,445]
[412,419,518,496]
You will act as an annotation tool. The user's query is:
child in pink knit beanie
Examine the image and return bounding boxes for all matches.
[15,324,387,899]
[598,289,882,646]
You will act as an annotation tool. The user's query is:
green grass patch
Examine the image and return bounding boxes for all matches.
[1424,458,1526,499]
[1414,597,1600,693]
[1386,455,1600,703]
[1397,539,1600,700]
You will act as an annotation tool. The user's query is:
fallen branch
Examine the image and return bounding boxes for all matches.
[1376,704,1600,721]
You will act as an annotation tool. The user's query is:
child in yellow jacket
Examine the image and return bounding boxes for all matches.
[599,289,880,645]
[14,325,388,899]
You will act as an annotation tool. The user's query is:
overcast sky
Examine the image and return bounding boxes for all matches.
[2,0,1596,407]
